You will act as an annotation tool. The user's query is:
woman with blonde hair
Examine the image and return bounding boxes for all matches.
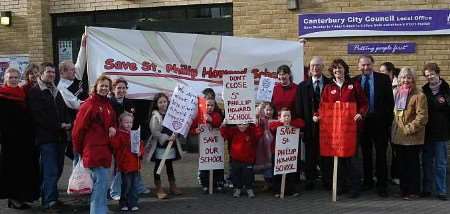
[391,67,428,200]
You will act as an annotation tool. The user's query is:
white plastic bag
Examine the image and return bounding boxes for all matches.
[67,159,93,195]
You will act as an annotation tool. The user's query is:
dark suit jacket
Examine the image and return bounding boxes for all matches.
[294,76,332,143]
[353,72,394,128]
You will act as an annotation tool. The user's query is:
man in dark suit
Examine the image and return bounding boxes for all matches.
[354,55,394,197]
[294,56,332,190]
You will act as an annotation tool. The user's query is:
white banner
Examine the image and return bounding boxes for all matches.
[162,84,198,137]
[198,125,225,171]
[222,73,256,124]
[256,76,276,102]
[274,126,300,175]
[86,26,303,99]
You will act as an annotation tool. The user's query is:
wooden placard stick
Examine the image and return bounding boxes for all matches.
[280,174,286,199]
[332,156,338,202]
[156,140,174,175]
[209,170,214,195]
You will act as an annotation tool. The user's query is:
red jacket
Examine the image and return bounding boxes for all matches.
[220,125,263,164]
[320,79,368,115]
[111,129,144,173]
[272,83,298,113]
[190,111,223,134]
[269,119,305,151]
[72,94,116,168]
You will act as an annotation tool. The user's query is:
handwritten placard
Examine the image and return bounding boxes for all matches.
[256,76,276,102]
[274,126,299,175]
[222,73,256,124]
[198,125,225,170]
[319,102,357,157]
[162,84,198,136]
[130,127,140,154]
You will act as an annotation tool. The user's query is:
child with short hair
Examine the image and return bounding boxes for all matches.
[191,98,224,193]
[269,107,305,198]
[111,112,144,211]
[220,121,263,198]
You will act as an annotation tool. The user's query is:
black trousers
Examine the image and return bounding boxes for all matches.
[154,159,175,182]
[397,145,421,195]
[199,169,224,188]
[390,143,400,179]
[230,160,254,189]
[359,115,388,189]
[303,133,320,182]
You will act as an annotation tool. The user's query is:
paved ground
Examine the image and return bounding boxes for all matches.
[1,153,450,214]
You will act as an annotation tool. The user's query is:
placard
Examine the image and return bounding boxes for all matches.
[198,125,225,171]
[256,76,276,102]
[130,127,140,154]
[222,73,256,124]
[274,126,300,175]
[58,40,73,63]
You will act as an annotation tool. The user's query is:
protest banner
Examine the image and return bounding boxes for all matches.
[274,126,300,199]
[86,26,303,99]
[222,72,256,124]
[130,127,140,154]
[256,76,276,102]
[198,125,225,194]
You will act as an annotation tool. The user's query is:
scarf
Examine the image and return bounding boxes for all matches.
[429,79,442,95]
[0,85,26,102]
[394,85,410,110]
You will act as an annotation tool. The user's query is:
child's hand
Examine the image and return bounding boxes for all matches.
[195,127,201,134]
[205,114,212,123]
[312,116,320,123]
[109,127,116,138]
[168,133,176,142]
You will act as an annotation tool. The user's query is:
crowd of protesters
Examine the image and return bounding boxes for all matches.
[0,34,449,214]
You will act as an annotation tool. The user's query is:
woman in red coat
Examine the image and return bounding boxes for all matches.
[72,75,116,214]
[271,65,298,114]
[318,58,368,198]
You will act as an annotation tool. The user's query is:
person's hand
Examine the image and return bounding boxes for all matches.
[195,127,201,134]
[81,33,87,47]
[109,127,116,138]
[312,115,320,123]
[205,114,212,123]
[354,114,363,121]
[168,133,176,142]
[221,119,228,127]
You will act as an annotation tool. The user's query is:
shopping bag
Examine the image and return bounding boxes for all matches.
[67,160,93,195]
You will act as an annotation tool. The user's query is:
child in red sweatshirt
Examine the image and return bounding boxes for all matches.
[269,107,305,197]
[220,121,263,198]
[111,112,144,212]
[191,98,224,193]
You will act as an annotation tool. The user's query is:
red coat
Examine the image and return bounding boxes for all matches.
[320,79,368,115]
[269,119,305,151]
[111,129,144,173]
[272,83,298,113]
[190,111,223,134]
[220,125,263,164]
[72,94,116,168]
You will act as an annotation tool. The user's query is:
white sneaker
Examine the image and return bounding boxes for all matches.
[112,195,120,201]
[120,206,129,211]
[233,189,241,198]
[247,189,255,198]
[141,188,151,194]
[392,179,400,185]
[131,206,139,211]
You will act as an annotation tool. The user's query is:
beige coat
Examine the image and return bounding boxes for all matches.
[392,88,428,146]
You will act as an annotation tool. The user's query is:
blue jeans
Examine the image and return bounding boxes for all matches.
[423,140,448,195]
[39,143,66,207]
[90,167,111,214]
[110,171,148,198]
[120,172,140,208]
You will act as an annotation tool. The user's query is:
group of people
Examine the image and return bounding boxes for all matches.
[0,39,449,214]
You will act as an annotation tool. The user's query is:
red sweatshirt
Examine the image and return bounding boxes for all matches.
[190,111,223,134]
[320,80,368,115]
[111,129,144,173]
[269,119,305,151]
[271,82,298,113]
[220,125,263,164]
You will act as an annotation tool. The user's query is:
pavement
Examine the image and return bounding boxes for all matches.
[1,152,450,214]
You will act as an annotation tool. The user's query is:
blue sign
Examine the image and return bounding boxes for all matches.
[348,43,416,54]
[299,9,450,38]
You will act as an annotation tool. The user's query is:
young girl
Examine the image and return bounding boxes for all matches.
[255,102,276,191]
[111,112,144,211]
[148,93,183,199]
[220,122,263,198]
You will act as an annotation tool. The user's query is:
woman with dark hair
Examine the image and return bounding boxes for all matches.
[318,58,368,198]
[20,63,39,94]
[0,67,40,209]
[72,75,117,214]
[272,65,298,114]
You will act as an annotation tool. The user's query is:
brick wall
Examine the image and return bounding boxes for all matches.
[49,0,232,13]
[233,0,450,85]
[0,0,28,56]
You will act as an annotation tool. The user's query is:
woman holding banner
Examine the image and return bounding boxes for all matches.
[318,58,368,198]
[392,67,428,200]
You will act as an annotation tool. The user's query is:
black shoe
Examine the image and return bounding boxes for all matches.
[304,182,315,191]
[437,194,448,201]
[420,192,431,198]
[377,189,389,198]
[7,200,31,210]
[349,191,360,199]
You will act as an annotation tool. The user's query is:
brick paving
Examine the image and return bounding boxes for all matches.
[1,153,450,214]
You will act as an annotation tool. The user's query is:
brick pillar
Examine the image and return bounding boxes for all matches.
[27,0,52,63]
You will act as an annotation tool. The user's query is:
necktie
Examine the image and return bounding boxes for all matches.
[313,80,320,110]
[364,75,372,112]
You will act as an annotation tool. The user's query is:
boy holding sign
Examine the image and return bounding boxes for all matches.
[270,108,304,198]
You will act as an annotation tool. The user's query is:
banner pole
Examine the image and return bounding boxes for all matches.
[332,156,338,202]
[280,174,286,199]
[156,141,174,175]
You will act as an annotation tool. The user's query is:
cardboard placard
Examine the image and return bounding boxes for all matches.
[274,126,299,175]
[130,127,140,154]
[256,76,276,102]
[198,125,225,171]
[222,73,256,124]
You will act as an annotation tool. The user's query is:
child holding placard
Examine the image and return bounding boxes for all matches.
[220,121,263,198]
[269,107,305,198]
[191,98,224,193]
[111,112,144,211]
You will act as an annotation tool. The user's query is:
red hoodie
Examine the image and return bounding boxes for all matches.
[111,129,144,173]
[269,119,305,152]
[190,111,223,134]
[220,125,263,164]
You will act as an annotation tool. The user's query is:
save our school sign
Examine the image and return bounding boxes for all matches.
[274,126,300,175]
[86,26,303,99]
[198,125,225,171]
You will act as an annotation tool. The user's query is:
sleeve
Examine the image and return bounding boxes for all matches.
[110,135,121,155]
[57,83,82,110]
[74,46,86,80]
[269,121,283,134]
[290,118,305,128]
[293,84,304,119]
[220,126,233,141]
[209,112,223,128]
[354,82,369,116]
[27,90,53,131]
[253,125,264,142]
[149,113,169,145]
[72,103,93,154]
[384,76,395,127]
[404,93,428,135]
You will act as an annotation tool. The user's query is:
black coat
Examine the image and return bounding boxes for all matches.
[0,97,40,201]
[109,96,139,129]
[294,76,332,143]
[422,79,450,142]
[27,84,70,145]
[353,72,394,128]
